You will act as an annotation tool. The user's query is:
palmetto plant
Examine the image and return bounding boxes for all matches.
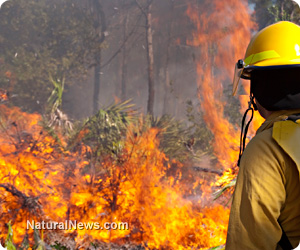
[69,100,136,158]
[46,75,73,133]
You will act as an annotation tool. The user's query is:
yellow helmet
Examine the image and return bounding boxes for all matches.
[233,21,300,95]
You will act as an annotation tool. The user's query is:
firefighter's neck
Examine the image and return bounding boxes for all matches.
[256,101,273,119]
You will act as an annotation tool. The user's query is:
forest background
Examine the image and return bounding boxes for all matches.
[1,0,299,119]
[1,0,299,161]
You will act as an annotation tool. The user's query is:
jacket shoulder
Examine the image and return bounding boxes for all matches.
[240,127,290,176]
[273,120,300,168]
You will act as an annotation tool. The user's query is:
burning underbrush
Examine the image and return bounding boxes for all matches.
[0,104,230,249]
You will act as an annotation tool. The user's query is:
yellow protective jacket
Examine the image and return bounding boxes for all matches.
[225,109,300,250]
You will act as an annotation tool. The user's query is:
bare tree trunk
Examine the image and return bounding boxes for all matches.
[121,9,129,102]
[91,0,106,114]
[93,51,101,113]
[146,1,155,116]
[135,0,154,115]
[163,0,175,115]
[162,52,170,115]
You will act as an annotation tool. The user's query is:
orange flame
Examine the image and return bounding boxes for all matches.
[185,0,264,241]
[186,0,265,191]
[187,0,257,169]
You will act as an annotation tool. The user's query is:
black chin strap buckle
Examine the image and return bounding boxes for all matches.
[249,94,258,111]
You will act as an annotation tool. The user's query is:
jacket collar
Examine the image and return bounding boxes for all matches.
[257,109,300,134]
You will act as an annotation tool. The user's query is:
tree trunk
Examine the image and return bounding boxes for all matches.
[121,10,129,102]
[90,0,106,114]
[280,0,284,20]
[146,2,155,116]
[163,0,175,115]
[162,53,170,115]
[93,51,101,113]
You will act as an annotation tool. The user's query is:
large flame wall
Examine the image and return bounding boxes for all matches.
[0,105,229,249]
[187,0,258,168]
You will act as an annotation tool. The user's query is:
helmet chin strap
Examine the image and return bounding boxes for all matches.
[237,94,256,166]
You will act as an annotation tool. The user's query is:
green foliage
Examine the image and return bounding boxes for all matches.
[51,241,69,250]
[2,223,69,250]
[146,114,196,162]
[0,0,105,112]
[268,3,292,22]
[249,0,274,29]
[249,0,300,29]
[213,179,236,201]
[119,100,214,163]
[90,242,99,249]
[32,228,45,250]
[69,100,135,158]
[44,74,73,135]
[208,245,225,250]
[48,75,65,113]
[5,221,16,250]
[67,98,213,166]
[184,100,214,154]
[149,114,191,161]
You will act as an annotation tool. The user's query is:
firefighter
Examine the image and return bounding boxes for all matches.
[225,21,300,250]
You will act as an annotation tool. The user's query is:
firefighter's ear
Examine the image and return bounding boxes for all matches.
[252,99,258,111]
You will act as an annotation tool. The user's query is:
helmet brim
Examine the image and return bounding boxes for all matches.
[241,63,300,80]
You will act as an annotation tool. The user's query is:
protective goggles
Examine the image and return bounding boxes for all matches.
[232,59,246,96]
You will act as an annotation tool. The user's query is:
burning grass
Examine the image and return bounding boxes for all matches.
[0,105,230,249]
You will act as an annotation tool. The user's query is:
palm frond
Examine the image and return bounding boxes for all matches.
[208,245,225,250]
[213,179,236,200]
[68,100,136,157]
